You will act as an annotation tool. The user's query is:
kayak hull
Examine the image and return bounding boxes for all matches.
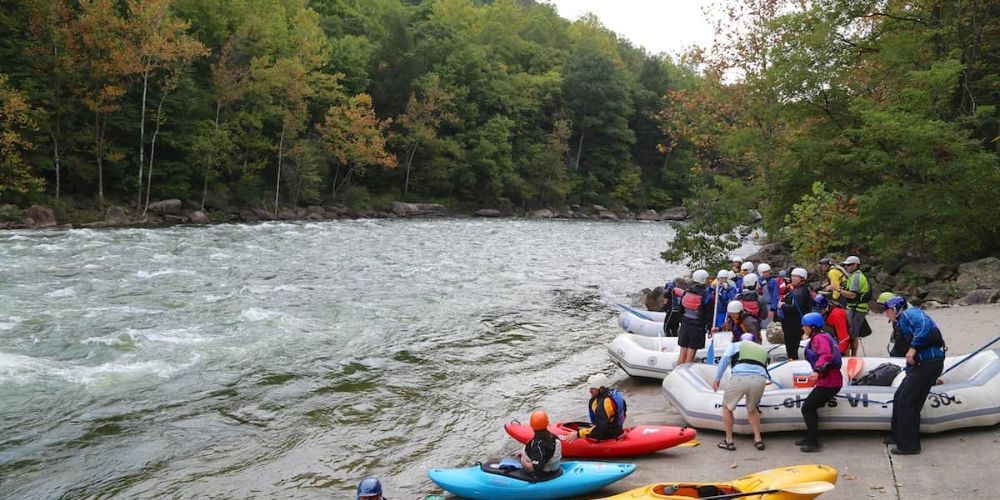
[504,421,697,457]
[604,464,838,499]
[427,461,636,500]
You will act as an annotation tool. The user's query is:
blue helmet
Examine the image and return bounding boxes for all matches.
[801,312,825,328]
[812,294,829,310]
[356,477,382,499]
[885,296,907,312]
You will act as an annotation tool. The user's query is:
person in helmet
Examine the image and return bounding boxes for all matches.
[661,277,687,337]
[813,294,849,355]
[731,258,744,277]
[515,410,562,474]
[779,268,812,360]
[716,300,761,343]
[737,273,762,320]
[670,269,714,365]
[563,373,627,442]
[356,477,385,500]
[877,292,910,356]
[757,263,780,324]
[712,332,769,451]
[796,312,843,452]
[883,296,946,455]
[819,257,848,306]
[833,256,870,356]
[712,270,740,328]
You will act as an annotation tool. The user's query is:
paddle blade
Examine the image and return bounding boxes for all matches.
[779,480,836,495]
[676,439,701,448]
[847,357,864,386]
[705,337,716,365]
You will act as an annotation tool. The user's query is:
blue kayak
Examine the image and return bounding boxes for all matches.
[427,460,636,499]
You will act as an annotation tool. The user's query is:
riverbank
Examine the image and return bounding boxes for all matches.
[580,303,1000,499]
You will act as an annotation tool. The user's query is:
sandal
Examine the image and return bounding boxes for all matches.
[754,440,766,451]
[717,440,736,451]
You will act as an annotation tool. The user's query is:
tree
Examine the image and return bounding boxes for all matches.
[317,93,397,195]
[0,73,43,200]
[395,74,456,200]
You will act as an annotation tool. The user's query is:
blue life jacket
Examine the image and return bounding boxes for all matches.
[804,332,843,371]
[588,388,627,428]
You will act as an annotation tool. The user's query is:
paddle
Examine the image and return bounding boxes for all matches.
[705,281,720,365]
[700,481,836,500]
[940,334,1000,377]
[846,357,864,386]
[618,303,654,322]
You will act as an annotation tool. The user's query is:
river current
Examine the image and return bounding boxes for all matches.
[0,219,756,498]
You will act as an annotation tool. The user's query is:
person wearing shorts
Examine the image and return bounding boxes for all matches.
[835,256,870,356]
[712,332,769,451]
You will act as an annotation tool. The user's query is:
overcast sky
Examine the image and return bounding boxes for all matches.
[547,0,718,57]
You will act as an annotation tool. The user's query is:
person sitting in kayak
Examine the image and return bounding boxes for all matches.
[563,373,626,442]
[355,477,386,500]
[514,410,562,475]
[714,300,760,343]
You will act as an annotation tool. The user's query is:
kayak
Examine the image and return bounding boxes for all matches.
[617,307,668,337]
[662,349,1000,433]
[608,333,793,380]
[604,464,838,499]
[427,460,635,499]
[504,420,697,457]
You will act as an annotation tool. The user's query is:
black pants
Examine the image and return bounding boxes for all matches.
[891,359,944,452]
[801,385,839,445]
[781,317,802,360]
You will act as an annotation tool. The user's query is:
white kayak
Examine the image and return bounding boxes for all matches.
[617,306,667,337]
[662,349,1000,434]
[608,333,793,380]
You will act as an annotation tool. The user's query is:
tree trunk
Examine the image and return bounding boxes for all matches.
[51,131,61,203]
[274,124,286,218]
[331,164,340,199]
[143,92,169,217]
[138,67,150,210]
[574,131,584,171]
[403,144,418,201]
[293,156,303,207]
[201,176,208,212]
[95,110,104,207]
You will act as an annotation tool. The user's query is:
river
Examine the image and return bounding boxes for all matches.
[0,219,756,498]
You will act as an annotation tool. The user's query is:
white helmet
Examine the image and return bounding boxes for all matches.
[727,270,736,280]
[717,269,729,279]
[587,373,611,389]
[740,261,754,272]
[727,300,743,314]
[692,269,709,284]
[757,263,771,274]
[791,267,808,279]
[743,273,759,288]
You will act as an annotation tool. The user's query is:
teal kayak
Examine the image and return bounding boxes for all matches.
[427,460,635,499]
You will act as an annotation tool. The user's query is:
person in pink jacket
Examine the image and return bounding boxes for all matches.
[795,312,843,452]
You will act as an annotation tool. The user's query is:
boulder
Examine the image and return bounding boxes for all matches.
[955,257,1000,292]
[475,209,502,217]
[239,210,259,222]
[103,206,130,226]
[922,300,948,310]
[23,205,57,227]
[147,199,183,215]
[306,212,324,221]
[532,208,554,219]
[637,209,660,221]
[278,209,297,220]
[900,262,957,282]
[391,201,448,217]
[592,204,607,212]
[958,289,1000,306]
[188,210,211,224]
[306,205,324,216]
[598,210,618,220]
[659,207,688,221]
[251,208,273,220]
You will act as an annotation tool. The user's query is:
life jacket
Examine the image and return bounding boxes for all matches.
[804,332,843,370]
[846,270,871,313]
[731,340,768,369]
[775,277,788,305]
[680,284,710,324]
[738,290,761,319]
[588,388,627,428]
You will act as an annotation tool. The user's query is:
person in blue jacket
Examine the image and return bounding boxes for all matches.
[757,263,781,325]
[712,269,740,328]
[882,296,946,455]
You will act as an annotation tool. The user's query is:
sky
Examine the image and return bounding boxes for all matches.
[547,0,718,57]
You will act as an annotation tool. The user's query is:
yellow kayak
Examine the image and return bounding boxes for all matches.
[604,464,838,499]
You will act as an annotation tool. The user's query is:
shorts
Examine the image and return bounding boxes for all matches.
[722,374,767,412]
[847,310,869,339]
[677,322,706,349]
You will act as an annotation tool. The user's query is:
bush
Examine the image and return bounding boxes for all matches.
[782,182,855,263]
[660,176,758,270]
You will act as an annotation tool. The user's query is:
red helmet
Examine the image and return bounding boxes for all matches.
[529,410,549,431]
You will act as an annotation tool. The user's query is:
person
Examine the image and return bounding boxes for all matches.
[661,278,686,337]
[731,258,744,276]
[672,270,713,365]
[814,294,849,355]
[356,477,386,500]
[563,373,627,442]
[883,296,946,455]
[737,273,763,320]
[834,256,870,356]
[757,263,780,325]
[716,300,761,343]
[515,410,563,474]
[712,270,740,329]
[877,292,911,356]
[779,268,811,360]
[713,332,769,451]
[819,257,848,306]
[796,312,843,452]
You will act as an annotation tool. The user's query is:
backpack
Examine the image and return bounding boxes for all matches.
[855,363,902,386]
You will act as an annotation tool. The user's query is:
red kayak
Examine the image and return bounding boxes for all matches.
[504,420,697,458]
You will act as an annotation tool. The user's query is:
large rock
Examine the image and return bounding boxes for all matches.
[251,208,273,221]
[278,208,297,220]
[659,207,688,221]
[104,206,130,226]
[637,209,660,221]
[592,204,607,212]
[899,262,957,282]
[531,208,554,219]
[391,201,448,217]
[597,210,618,220]
[475,209,502,217]
[958,289,1000,306]
[955,257,1000,292]
[239,210,259,222]
[147,199,183,215]
[23,205,57,227]
[187,210,211,224]
[306,205,324,216]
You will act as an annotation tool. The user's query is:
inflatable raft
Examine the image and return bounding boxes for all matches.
[662,349,1000,434]
[617,306,668,337]
[504,420,697,457]
[608,333,793,379]
[427,460,635,499]
[604,464,838,500]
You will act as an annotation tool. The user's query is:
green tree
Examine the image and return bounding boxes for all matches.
[0,73,43,200]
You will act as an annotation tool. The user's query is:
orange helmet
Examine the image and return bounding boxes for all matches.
[529,410,549,431]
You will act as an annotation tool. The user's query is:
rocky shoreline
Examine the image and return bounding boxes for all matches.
[0,201,690,230]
